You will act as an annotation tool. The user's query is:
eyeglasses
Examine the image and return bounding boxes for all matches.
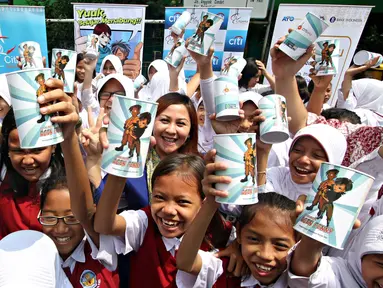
[37,211,80,226]
[99,91,125,101]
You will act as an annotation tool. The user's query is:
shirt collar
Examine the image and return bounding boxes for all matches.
[61,238,86,269]
[162,236,183,256]
[241,273,288,287]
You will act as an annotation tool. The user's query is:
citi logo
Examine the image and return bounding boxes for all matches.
[212,56,219,66]
[169,12,182,23]
[282,16,294,21]
[229,36,243,46]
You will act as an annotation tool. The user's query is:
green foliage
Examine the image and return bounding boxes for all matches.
[357,24,383,53]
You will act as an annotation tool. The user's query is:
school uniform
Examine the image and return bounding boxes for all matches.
[62,234,119,288]
[288,215,383,288]
[0,173,42,240]
[102,207,239,288]
[239,84,272,95]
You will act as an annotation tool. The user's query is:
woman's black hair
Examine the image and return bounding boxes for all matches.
[238,192,296,230]
[40,174,68,210]
[238,57,259,89]
[296,75,310,103]
[0,109,64,197]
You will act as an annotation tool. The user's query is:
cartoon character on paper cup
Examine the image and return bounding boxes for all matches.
[214,133,258,205]
[294,162,374,249]
[51,49,77,93]
[6,68,64,149]
[18,41,44,70]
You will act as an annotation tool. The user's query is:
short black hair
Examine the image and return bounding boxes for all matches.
[61,55,70,61]
[328,44,336,49]
[334,177,353,192]
[139,112,151,124]
[238,57,259,89]
[206,19,214,25]
[35,73,45,82]
[40,175,69,210]
[321,108,361,124]
[326,169,339,175]
[296,75,310,103]
[129,105,141,112]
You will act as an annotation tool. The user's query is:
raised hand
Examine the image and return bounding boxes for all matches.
[74,20,88,53]
[123,42,143,79]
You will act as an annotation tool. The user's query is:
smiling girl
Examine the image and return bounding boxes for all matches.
[93,154,234,287]
[176,151,299,287]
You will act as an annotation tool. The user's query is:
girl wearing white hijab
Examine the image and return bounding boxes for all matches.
[195,97,215,154]
[288,214,383,288]
[138,59,187,102]
[337,78,383,127]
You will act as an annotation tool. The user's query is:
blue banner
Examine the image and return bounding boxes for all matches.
[0,6,48,73]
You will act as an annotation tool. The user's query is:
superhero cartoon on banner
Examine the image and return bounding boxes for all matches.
[74,4,146,79]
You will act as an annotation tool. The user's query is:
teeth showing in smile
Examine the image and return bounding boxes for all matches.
[163,137,176,143]
[55,237,70,243]
[162,218,178,227]
[295,166,310,173]
[255,264,272,272]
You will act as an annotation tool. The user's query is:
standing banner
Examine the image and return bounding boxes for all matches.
[265,4,372,105]
[0,6,48,73]
[73,3,146,72]
[163,7,252,82]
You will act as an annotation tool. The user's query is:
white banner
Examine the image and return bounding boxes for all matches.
[265,4,373,105]
[73,3,146,72]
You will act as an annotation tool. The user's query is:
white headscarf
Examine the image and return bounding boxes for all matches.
[96,73,134,101]
[352,78,383,115]
[347,215,383,287]
[0,73,11,106]
[99,54,123,75]
[239,91,263,107]
[0,230,71,287]
[290,124,347,164]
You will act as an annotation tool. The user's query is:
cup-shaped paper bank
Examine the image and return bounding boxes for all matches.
[18,41,44,70]
[6,68,64,149]
[85,34,99,60]
[133,75,147,92]
[164,39,188,68]
[187,12,224,56]
[101,96,158,178]
[310,39,340,76]
[51,49,77,93]
[214,75,240,121]
[214,133,258,205]
[221,56,247,79]
[279,12,329,61]
[258,94,289,144]
[294,162,374,249]
[170,11,191,36]
[353,50,383,68]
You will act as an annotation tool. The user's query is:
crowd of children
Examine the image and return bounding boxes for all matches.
[0,9,382,288]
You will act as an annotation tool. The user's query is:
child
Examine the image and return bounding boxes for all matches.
[176,152,298,287]
[94,154,236,287]
[289,214,383,287]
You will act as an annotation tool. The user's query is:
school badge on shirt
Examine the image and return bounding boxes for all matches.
[80,270,99,288]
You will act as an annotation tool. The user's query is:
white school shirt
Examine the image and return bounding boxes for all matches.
[61,232,118,273]
[240,84,272,95]
[77,84,100,117]
[267,138,293,168]
[107,210,223,288]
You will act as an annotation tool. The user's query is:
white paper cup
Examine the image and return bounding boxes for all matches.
[221,56,247,79]
[51,49,77,93]
[214,75,240,121]
[353,50,383,68]
[85,34,99,60]
[101,96,158,178]
[18,41,44,70]
[279,12,329,61]
[187,12,224,56]
[214,133,258,205]
[258,94,289,144]
[294,162,374,249]
[311,39,340,76]
[133,75,147,92]
[164,39,188,68]
[6,68,64,148]
[170,11,191,36]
